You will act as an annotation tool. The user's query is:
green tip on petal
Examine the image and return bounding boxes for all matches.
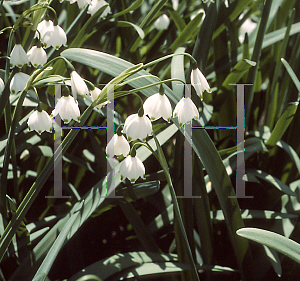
[128,136,132,142]
[120,175,124,181]
[150,117,155,121]
[63,119,69,123]
[130,178,136,183]
[179,123,183,127]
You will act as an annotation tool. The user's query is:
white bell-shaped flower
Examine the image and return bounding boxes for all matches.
[88,0,111,17]
[10,72,30,94]
[119,154,146,183]
[70,71,89,100]
[73,0,91,9]
[43,24,67,49]
[10,44,30,69]
[36,19,53,41]
[106,133,130,158]
[173,97,199,127]
[143,86,172,122]
[91,87,110,109]
[0,78,4,94]
[191,67,211,100]
[154,14,170,30]
[51,95,80,123]
[123,109,152,142]
[28,109,52,134]
[27,46,47,67]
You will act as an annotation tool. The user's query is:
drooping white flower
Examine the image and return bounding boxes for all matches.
[88,0,111,17]
[123,111,152,142]
[154,14,170,30]
[191,67,211,100]
[143,89,172,122]
[27,46,47,67]
[28,110,52,134]
[172,0,179,10]
[90,87,110,109]
[35,19,53,41]
[10,72,30,94]
[119,155,146,183]
[10,44,30,69]
[51,95,80,123]
[239,18,257,43]
[0,78,4,94]
[72,0,91,9]
[106,134,130,158]
[70,71,89,100]
[173,97,199,127]
[43,24,67,49]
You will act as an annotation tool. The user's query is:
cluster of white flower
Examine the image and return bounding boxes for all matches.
[106,67,211,183]
[63,0,111,18]
[1,0,211,185]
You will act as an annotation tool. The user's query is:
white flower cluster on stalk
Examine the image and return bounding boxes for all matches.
[105,66,211,183]
[62,0,111,17]
[3,4,211,186]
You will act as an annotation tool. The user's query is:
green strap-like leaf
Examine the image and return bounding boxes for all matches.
[113,0,144,18]
[237,227,300,264]
[266,102,299,146]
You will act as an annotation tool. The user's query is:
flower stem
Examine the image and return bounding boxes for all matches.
[146,135,200,281]
[143,53,197,69]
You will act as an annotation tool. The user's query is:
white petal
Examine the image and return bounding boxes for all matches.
[43,25,67,49]
[87,0,111,17]
[10,44,30,69]
[123,114,152,141]
[36,20,53,40]
[143,93,172,122]
[154,14,170,30]
[10,72,30,94]
[53,96,80,123]
[119,155,145,183]
[106,134,130,157]
[0,78,4,94]
[28,110,52,134]
[191,68,211,99]
[70,71,89,99]
[173,97,199,126]
[27,46,47,67]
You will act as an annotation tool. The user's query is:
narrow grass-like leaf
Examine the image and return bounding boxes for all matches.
[263,245,282,277]
[68,252,237,281]
[116,21,145,39]
[113,0,144,18]
[169,11,203,52]
[281,58,300,94]
[168,9,186,32]
[120,202,161,253]
[190,121,253,280]
[171,47,186,97]
[237,227,300,264]
[245,169,295,196]
[222,59,256,90]
[212,209,297,221]
[245,0,273,126]
[32,201,83,281]
[266,102,299,146]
